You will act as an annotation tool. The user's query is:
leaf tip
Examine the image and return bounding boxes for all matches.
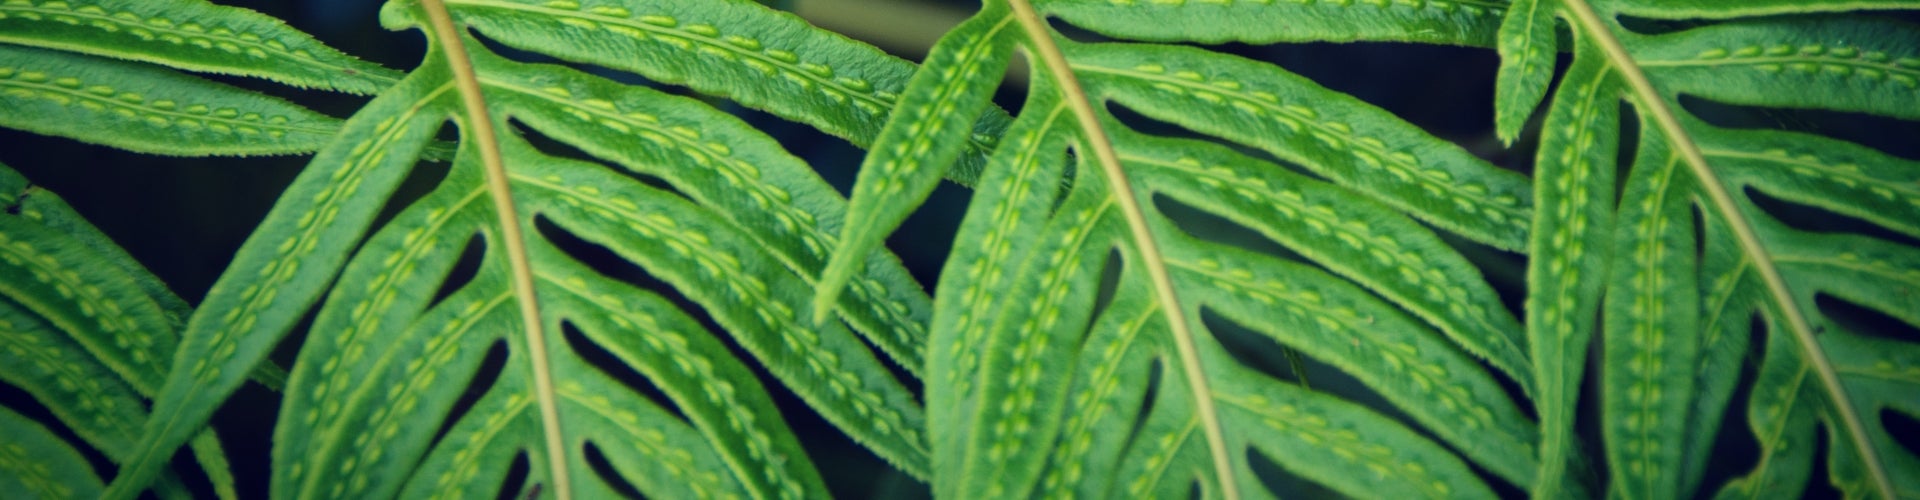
[1495,117,1525,147]
[810,256,856,325]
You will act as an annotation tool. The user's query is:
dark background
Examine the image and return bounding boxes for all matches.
[2,1,1916,498]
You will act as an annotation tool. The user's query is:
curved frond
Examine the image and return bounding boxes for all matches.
[1493,0,1555,143]
[829,0,1544,497]
[3,0,1914,498]
[813,6,1014,322]
[100,0,945,497]
[0,0,399,93]
[0,161,239,499]
[437,0,1012,185]
[1067,42,1533,251]
[0,405,103,499]
[0,44,341,156]
[1038,0,1507,46]
[1494,0,1920,497]
[1626,15,1920,120]
[0,0,408,159]
[1608,0,1920,19]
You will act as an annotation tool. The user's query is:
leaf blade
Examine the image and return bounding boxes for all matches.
[441,0,1011,185]
[1522,47,1618,499]
[0,405,104,499]
[1601,125,1701,499]
[1069,42,1533,250]
[814,8,1015,322]
[1627,16,1920,122]
[467,48,937,374]
[1493,0,1555,144]
[102,64,451,500]
[1040,0,1507,46]
[0,44,342,156]
[0,0,399,93]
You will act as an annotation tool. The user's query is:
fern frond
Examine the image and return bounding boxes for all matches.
[1625,15,1920,120]
[0,44,342,156]
[0,405,103,498]
[0,161,243,499]
[827,0,1546,497]
[813,5,1014,323]
[438,0,1012,185]
[910,72,1089,498]
[1067,42,1533,251]
[1608,0,1920,19]
[0,0,412,159]
[1493,0,1555,143]
[1121,131,1539,484]
[416,2,568,494]
[1601,121,1700,498]
[438,0,982,370]
[1498,0,1920,497]
[0,215,175,395]
[5,0,1912,498]
[102,0,943,497]
[0,0,400,94]
[1039,0,1507,46]
[483,50,936,375]
[1520,38,1617,498]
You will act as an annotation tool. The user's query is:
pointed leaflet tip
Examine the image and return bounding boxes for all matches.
[1493,0,1556,145]
[815,12,1014,325]
[812,257,856,325]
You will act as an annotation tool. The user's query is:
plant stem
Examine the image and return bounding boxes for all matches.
[1002,1,1238,498]
[418,1,571,499]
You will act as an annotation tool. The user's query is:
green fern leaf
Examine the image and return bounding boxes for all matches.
[1627,16,1920,120]
[0,161,245,499]
[1493,0,1555,143]
[1519,42,1617,498]
[1504,0,1920,497]
[0,44,341,156]
[439,0,995,368]
[1120,131,1539,483]
[5,0,1913,498]
[828,0,1544,497]
[0,215,175,397]
[1609,0,1920,18]
[0,296,238,500]
[1600,123,1700,497]
[1039,0,1506,46]
[814,5,1014,323]
[1071,42,1535,378]
[0,0,411,159]
[0,0,399,94]
[0,405,103,499]
[1068,42,1533,251]
[103,0,941,497]
[439,0,1012,185]
[483,52,935,377]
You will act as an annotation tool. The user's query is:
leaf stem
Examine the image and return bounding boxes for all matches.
[1002,1,1238,498]
[1559,1,1892,498]
[417,1,570,499]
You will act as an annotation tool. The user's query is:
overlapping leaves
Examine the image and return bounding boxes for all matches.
[0,0,398,155]
[1492,1,1920,498]
[0,160,248,500]
[94,0,985,497]
[0,0,373,496]
[2,0,1914,498]
[821,0,1546,497]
